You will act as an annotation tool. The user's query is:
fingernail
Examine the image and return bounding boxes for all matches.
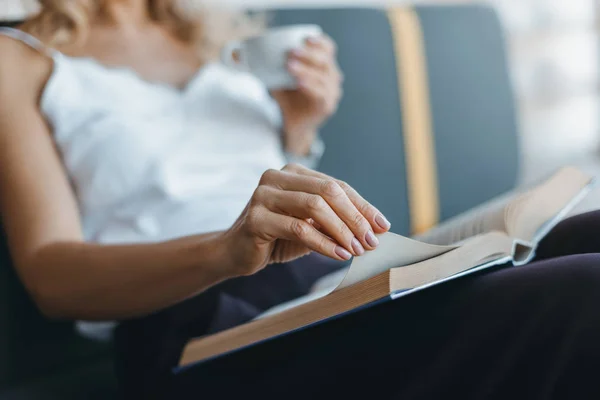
[375,214,391,230]
[335,246,353,260]
[365,231,379,248]
[291,48,305,58]
[306,36,320,44]
[351,237,365,256]
[288,60,301,71]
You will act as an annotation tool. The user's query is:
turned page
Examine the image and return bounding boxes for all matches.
[389,231,516,291]
[257,233,457,319]
[414,191,513,246]
[415,167,593,246]
[507,167,593,243]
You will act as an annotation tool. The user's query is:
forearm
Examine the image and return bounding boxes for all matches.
[23,232,236,321]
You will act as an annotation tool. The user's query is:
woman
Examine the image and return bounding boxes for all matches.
[1,1,600,399]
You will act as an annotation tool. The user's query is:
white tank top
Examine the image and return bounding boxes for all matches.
[0,27,321,245]
[1,27,325,341]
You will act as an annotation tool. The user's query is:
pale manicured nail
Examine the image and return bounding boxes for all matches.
[291,48,305,57]
[375,214,391,230]
[288,60,301,71]
[306,36,320,44]
[365,231,379,248]
[351,237,365,256]
[335,246,353,260]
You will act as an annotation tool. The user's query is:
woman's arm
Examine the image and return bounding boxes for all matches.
[273,35,342,157]
[0,37,390,322]
[0,38,241,320]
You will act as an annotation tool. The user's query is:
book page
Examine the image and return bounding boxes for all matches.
[390,255,513,300]
[415,167,594,246]
[389,231,515,291]
[414,190,514,245]
[336,233,457,289]
[508,167,594,243]
[256,233,457,319]
[254,166,594,322]
[180,233,511,366]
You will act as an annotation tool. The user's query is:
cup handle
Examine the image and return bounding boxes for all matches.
[221,41,247,71]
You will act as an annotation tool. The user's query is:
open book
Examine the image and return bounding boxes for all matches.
[180,166,594,366]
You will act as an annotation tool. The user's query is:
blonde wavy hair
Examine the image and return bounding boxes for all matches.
[22,0,263,61]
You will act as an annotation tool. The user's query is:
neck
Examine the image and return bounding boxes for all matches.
[97,0,152,28]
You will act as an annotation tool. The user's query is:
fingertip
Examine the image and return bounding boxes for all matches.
[374,213,392,232]
[365,230,380,249]
[351,237,365,256]
[305,36,321,45]
[334,246,353,261]
[297,78,309,90]
[289,48,305,59]
[288,59,301,72]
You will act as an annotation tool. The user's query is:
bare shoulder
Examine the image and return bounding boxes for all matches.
[0,32,53,103]
[0,30,83,263]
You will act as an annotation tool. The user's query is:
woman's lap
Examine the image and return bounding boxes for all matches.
[116,211,600,399]
[174,254,600,399]
[114,252,348,397]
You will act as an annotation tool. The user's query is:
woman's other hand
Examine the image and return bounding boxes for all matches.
[271,35,343,156]
[225,164,391,276]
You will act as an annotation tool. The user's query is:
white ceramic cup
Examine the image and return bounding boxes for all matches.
[221,24,323,90]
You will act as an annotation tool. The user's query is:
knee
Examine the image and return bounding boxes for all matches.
[537,213,600,259]
[547,254,600,297]
[558,210,600,232]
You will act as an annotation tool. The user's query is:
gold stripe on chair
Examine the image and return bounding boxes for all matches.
[387,8,440,235]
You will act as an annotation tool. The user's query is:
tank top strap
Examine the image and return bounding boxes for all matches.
[0,27,54,57]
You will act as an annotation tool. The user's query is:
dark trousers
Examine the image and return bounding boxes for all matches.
[116,211,600,399]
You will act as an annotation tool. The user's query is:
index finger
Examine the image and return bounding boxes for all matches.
[283,164,392,234]
[306,35,337,56]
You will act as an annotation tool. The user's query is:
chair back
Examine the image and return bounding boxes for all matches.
[273,5,520,235]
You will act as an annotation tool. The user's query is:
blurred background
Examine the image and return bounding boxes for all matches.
[2,0,599,185]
